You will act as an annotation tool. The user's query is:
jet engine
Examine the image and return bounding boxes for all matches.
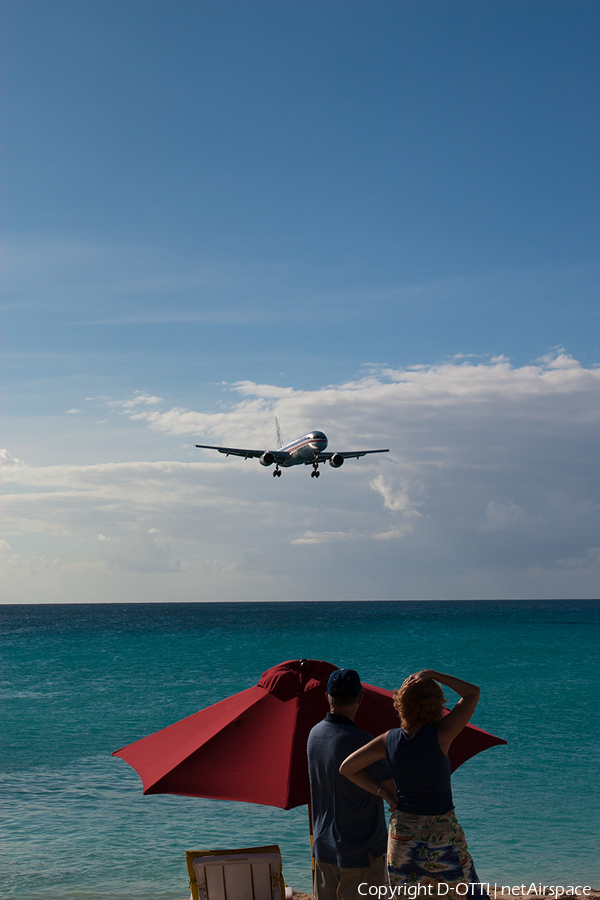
[259,452,274,467]
[329,453,344,468]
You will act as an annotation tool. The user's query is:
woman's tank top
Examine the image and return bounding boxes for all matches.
[385,723,453,815]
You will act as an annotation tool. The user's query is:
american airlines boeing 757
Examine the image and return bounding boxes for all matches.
[196,425,389,478]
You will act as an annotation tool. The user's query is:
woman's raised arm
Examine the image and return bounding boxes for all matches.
[416,670,480,755]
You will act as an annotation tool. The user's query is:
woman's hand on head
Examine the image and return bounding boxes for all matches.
[405,669,437,684]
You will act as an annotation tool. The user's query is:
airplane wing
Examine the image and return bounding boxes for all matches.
[312,449,389,463]
[195,444,288,462]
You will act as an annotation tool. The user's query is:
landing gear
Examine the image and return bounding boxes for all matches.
[273,467,282,477]
[311,458,321,478]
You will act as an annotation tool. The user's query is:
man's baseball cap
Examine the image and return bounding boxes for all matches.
[327,668,362,695]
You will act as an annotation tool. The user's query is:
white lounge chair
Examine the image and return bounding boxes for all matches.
[186,845,293,900]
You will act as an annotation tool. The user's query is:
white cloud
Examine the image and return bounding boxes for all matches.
[373,528,413,540]
[87,392,163,410]
[369,475,425,516]
[291,531,355,545]
[1,539,63,575]
[95,351,600,446]
[0,449,22,468]
[291,526,415,544]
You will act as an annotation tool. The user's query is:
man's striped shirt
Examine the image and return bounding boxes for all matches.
[307,713,389,868]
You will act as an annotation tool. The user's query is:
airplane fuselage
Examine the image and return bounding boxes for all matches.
[276,431,328,466]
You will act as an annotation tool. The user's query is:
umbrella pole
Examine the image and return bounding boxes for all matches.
[308,800,315,885]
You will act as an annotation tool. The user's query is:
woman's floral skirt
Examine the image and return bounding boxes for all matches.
[388,809,488,898]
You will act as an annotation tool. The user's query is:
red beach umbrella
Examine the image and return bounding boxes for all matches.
[112,659,506,810]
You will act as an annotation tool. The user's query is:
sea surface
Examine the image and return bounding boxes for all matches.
[1,600,599,900]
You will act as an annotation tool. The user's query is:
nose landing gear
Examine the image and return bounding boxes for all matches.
[311,459,321,478]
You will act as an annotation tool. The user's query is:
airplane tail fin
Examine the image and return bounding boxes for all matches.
[275,416,284,449]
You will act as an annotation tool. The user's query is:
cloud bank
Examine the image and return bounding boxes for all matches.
[2,353,599,602]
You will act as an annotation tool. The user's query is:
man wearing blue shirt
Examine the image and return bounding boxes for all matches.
[307,669,395,900]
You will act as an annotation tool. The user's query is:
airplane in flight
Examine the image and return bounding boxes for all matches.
[196,425,389,478]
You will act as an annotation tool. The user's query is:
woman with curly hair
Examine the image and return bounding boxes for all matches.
[339,670,488,897]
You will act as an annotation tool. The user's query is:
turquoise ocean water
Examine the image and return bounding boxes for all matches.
[1,600,599,900]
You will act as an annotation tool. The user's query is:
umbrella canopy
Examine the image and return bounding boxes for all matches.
[113,659,506,811]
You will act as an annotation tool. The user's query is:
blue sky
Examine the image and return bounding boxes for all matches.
[2,1,599,601]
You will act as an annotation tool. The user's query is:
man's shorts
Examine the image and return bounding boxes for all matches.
[313,853,387,900]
